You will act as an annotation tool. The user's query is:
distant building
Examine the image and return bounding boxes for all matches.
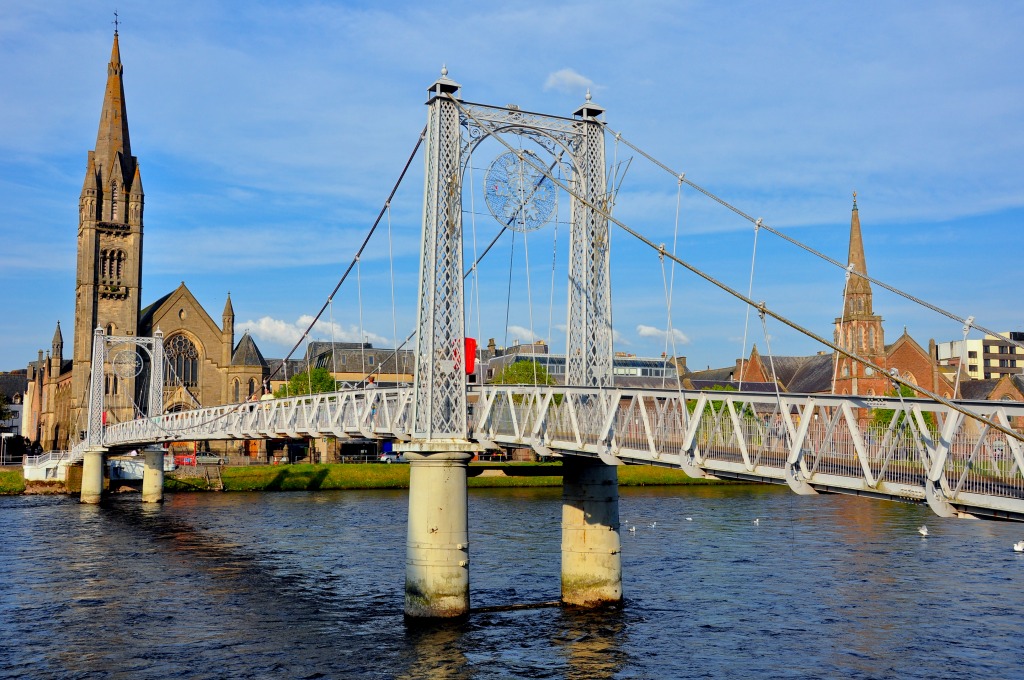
[935,332,1024,381]
[480,340,685,389]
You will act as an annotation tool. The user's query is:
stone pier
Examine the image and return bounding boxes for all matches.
[141,447,164,503]
[561,456,622,606]
[402,444,473,619]
[80,447,107,504]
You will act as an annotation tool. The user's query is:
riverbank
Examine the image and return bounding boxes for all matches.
[2,461,731,494]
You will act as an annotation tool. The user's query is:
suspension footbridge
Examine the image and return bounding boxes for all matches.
[53,71,1024,618]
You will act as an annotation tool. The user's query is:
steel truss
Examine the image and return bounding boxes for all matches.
[98,383,1024,520]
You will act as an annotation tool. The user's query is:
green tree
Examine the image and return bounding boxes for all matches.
[0,394,12,423]
[490,360,556,386]
[871,384,936,431]
[274,367,337,398]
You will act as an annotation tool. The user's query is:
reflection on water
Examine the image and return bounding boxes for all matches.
[3,484,1024,678]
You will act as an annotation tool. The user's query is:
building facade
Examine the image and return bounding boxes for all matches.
[25,32,269,451]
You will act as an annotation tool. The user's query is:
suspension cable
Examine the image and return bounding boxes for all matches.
[832,264,854,394]
[602,125,1024,353]
[266,125,427,383]
[448,94,1024,444]
[737,218,762,391]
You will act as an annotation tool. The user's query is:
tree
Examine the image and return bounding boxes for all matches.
[0,394,12,423]
[274,367,337,398]
[871,384,936,431]
[490,360,556,386]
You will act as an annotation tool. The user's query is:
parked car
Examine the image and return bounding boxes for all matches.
[379,452,404,464]
[196,453,226,465]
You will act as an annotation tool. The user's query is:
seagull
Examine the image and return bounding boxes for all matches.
[918,525,929,537]
[1014,541,1024,553]
[753,518,760,526]
[628,526,636,533]
[685,517,693,522]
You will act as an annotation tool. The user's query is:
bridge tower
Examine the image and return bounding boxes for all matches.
[405,70,620,617]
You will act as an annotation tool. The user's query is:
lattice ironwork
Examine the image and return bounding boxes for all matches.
[566,113,612,390]
[412,79,467,439]
[84,327,164,447]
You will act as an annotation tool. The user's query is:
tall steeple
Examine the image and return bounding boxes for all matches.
[833,193,887,395]
[94,31,132,178]
[844,191,872,313]
[71,28,145,430]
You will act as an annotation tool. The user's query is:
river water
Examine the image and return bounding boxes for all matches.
[2,483,1023,679]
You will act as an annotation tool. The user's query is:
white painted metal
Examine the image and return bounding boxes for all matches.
[95,382,1024,520]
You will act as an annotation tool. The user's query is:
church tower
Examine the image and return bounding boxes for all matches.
[71,29,145,428]
[833,193,888,395]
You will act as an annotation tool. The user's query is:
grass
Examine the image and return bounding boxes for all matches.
[0,468,26,494]
[161,461,732,493]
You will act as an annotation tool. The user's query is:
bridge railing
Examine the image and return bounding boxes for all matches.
[97,382,1024,518]
[471,385,1024,518]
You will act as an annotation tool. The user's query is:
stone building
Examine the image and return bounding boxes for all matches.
[24,31,269,451]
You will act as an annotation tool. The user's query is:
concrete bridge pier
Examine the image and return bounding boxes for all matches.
[142,447,165,503]
[402,443,475,619]
[80,447,107,504]
[561,456,623,606]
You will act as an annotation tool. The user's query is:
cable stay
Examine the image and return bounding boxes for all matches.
[602,125,1024,354]
[447,93,1024,445]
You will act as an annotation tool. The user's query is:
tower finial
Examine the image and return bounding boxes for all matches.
[585,88,592,102]
[113,9,120,36]
[441,64,448,77]
[852,190,858,211]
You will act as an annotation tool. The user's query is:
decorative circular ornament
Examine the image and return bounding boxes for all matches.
[112,349,143,378]
[484,150,556,233]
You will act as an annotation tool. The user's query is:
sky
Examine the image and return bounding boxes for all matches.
[2,1,1023,373]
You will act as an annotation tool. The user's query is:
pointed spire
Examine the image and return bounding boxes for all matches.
[845,190,872,305]
[223,292,235,319]
[52,320,63,347]
[129,163,143,196]
[94,30,132,183]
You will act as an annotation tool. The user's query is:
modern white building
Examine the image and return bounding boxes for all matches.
[935,331,1024,381]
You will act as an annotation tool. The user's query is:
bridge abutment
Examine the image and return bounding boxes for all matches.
[80,447,106,504]
[402,444,473,619]
[561,457,622,607]
[142,447,164,503]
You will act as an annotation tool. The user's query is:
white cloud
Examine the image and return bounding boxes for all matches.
[543,68,593,94]
[506,325,543,344]
[239,315,390,350]
[637,324,690,345]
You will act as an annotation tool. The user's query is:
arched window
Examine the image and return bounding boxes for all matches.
[869,327,876,352]
[165,334,200,387]
[248,378,256,397]
[110,182,119,221]
[859,328,866,350]
[233,379,240,402]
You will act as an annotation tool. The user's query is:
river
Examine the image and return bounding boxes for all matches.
[2,484,1023,679]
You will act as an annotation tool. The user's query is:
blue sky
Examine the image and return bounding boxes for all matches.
[2,1,1023,373]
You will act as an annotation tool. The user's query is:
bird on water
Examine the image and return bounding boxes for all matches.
[918,525,929,537]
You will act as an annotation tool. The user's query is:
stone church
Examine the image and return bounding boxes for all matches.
[23,31,269,451]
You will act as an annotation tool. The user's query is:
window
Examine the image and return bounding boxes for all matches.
[968,351,977,359]
[110,182,119,221]
[165,334,200,387]
[233,379,240,402]
[100,249,126,283]
[248,378,256,397]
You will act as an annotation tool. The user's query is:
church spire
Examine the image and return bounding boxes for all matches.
[845,191,872,306]
[94,30,132,179]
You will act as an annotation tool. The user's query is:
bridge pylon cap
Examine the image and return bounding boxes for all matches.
[427,65,461,99]
[573,89,605,119]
